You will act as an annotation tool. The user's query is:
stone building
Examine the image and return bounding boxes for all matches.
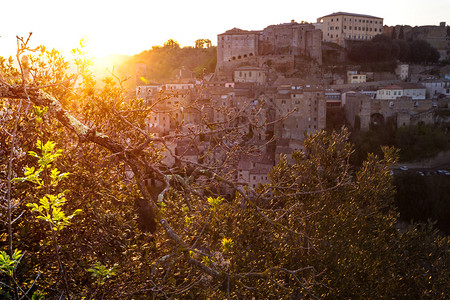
[376,83,426,100]
[422,79,450,98]
[216,21,322,80]
[317,12,384,47]
[343,92,371,131]
[347,71,366,84]
[269,78,327,142]
[259,22,322,60]
[370,97,434,127]
[234,66,267,85]
[144,81,200,136]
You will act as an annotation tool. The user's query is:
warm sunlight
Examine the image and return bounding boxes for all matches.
[1,0,448,58]
[1,1,449,299]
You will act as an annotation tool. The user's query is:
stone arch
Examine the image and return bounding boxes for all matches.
[370,113,384,125]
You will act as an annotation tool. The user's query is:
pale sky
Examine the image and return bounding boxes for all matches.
[0,0,448,58]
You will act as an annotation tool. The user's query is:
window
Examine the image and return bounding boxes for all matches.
[349,26,352,30]
[344,26,347,29]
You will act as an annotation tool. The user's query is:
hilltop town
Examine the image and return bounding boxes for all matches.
[132,12,450,190]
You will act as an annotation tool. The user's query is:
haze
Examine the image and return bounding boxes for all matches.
[0,0,448,58]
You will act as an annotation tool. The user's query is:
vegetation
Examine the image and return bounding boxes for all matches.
[0,36,449,299]
[351,122,450,164]
[395,173,450,234]
[348,34,440,64]
[117,39,216,88]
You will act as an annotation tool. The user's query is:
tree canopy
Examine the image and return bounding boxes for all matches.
[0,36,448,299]
[117,39,217,87]
[348,34,440,64]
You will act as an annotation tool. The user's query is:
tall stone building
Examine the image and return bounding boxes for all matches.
[317,12,384,47]
[216,21,322,80]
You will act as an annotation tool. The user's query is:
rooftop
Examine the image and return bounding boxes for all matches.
[319,12,383,20]
[381,83,425,90]
[219,27,261,36]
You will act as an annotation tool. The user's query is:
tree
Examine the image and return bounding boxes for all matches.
[398,25,405,39]
[194,39,212,49]
[391,27,397,39]
[163,39,180,49]
[1,35,448,298]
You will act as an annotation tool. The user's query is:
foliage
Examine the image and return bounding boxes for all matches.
[350,122,449,164]
[395,123,450,161]
[395,173,450,234]
[195,39,212,49]
[348,34,440,64]
[0,37,448,299]
[117,39,217,86]
[14,139,82,231]
[0,249,22,277]
[87,262,117,286]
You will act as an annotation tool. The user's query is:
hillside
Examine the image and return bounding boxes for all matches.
[114,44,217,89]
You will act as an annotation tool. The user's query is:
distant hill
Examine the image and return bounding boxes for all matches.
[108,45,217,89]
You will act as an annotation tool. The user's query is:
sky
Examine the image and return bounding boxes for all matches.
[0,0,448,58]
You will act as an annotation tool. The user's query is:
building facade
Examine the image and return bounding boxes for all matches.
[216,21,322,79]
[317,12,383,47]
[376,83,426,100]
